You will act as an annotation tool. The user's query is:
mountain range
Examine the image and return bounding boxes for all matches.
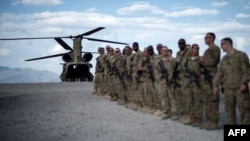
[0,66,60,83]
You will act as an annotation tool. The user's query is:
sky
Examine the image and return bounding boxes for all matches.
[0,0,250,75]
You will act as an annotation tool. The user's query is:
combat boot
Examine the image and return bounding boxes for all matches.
[140,106,150,113]
[153,110,163,116]
[104,94,111,99]
[225,119,236,125]
[182,115,192,125]
[161,113,171,120]
[145,107,155,114]
[204,121,218,130]
[171,113,178,121]
[192,117,201,127]
[117,99,126,105]
[127,102,138,111]
[110,96,118,101]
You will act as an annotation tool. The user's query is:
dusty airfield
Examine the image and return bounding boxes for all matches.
[0,82,224,141]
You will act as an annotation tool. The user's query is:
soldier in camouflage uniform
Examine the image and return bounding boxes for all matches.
[213,37,250,125]
[171,38,192,123]
[131,42,144,108]
[124,46,137,110]
[108,47,117,100]
[200,32,221,130]
[147,46,160,113]
[155,46,174,119]
[111,48,127,105]
[153,43,165,116]
[137,47,155,113]
[104,46,116,100]
[166,48,178,119]
[182,44,203,126]
[100,45,111,98]
[93,47,105,95]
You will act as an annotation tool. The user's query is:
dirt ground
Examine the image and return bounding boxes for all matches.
[0,82,224,141]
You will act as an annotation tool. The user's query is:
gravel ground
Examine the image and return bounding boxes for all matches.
[0,82,224,141]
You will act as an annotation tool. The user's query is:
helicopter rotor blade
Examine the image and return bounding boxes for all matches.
[84,37,129,45]
[25,53,66,61]
[82,51,99,54]
[54,38,73,51]
[80,27,105,36]
[0,36,71,40]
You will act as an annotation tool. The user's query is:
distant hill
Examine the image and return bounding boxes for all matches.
[0,66,60,83]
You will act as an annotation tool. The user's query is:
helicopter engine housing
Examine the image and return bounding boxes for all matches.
[62,53,73,62]
[82,53,93,62]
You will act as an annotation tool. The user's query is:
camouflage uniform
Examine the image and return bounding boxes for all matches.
[172,47,192,121]
[103,54,114,99]
[202,44,221,129]
[151,54,161,111]
[125,53,135,105]
[111,54,127,104]
[132,50,143,107]
[213,49,250,124]
[155,56,174,119]
[138,56,155,112]
[182,56,203,125]
[152,54,163,112]
[107,55,118,100]
[93,54,105,95]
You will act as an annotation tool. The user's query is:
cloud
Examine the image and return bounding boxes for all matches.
[117,3,165,15]
[135,33,155,40]
[244,2,250,9]
[218,21,250,31]
[50,44,66,54]
[12,0,64,6]
[30,11,119,28]
[85,8,98,13]
[0,9,249,74]
[211,1,228,7]
[164,8,219,17]
[117,3,219,17]
[1,11,249,41]
[0,48,10,56]
[234,37,247,51]
[235,13,250,18]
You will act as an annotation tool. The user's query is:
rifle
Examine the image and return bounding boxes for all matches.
[170,62,180,88]
[96,57,104,73]
[125,56,133,82]
[170,48,189,88]
[136,70,143,83]
[144,57,154,82]
[220,82,224,94]
[105,58,113,75]
[199,63,212,87]
[158,60,170,85]
[183,59,201,88]
[112,60,124,85]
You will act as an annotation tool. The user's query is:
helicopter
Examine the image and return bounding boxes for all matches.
[0,27,129,82]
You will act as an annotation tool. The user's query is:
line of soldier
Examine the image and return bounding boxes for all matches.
[93,32,250,130]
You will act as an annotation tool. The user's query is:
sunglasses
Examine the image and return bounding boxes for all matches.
[192,47,199,50]
[221,42,227,46]
[205,36,212,39]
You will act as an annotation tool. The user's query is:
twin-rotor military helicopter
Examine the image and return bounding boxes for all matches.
[0,27,129,82]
